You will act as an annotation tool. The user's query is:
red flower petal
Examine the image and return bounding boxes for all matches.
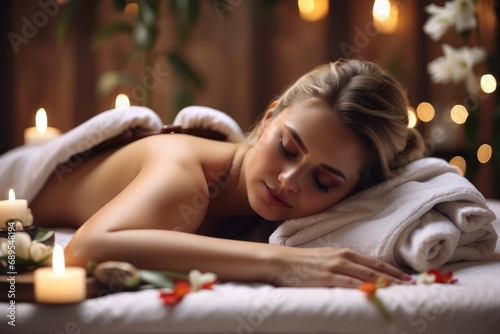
[159,291,180,305]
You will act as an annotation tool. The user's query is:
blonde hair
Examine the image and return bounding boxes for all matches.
[242,58,426,190]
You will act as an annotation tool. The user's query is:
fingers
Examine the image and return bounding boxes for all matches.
[334,249,411,283]
[313,248,412,286]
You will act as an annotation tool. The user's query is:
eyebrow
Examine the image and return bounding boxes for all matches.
[284,124,308,154]
[284,124,347,182]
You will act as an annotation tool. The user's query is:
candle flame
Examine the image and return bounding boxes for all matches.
[52,244,65,274]
[36,108,48,134]
[115,94,130,109]
[8,189,15,200]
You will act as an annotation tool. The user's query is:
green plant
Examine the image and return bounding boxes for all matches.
[57,0,204,122]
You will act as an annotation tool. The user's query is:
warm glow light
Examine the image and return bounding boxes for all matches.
[35,108,48,134]
[477,144,492,164]
[450,104,468,124]
[480,74,497,94]
[8,189,15,201]
[298,0,329,21]
[115,94,130,109]
[407,106,417,128]
[449,156,466,176]
[372,0,398,33]
[52,244,65,275]
[124,3,138,16]
[416,102,435,122]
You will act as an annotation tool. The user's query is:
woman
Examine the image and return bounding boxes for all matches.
[30,58,426,287]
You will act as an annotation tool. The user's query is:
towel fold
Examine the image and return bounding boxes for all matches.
[269,157,498,271]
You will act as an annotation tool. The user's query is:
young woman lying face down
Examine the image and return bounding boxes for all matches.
[30,58,426,288]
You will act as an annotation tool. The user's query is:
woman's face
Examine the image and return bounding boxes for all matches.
[245,101,367,221]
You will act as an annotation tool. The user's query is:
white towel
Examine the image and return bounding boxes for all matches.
[0,105,242,203]
[0,106,163,202]
[269,157,498,271]
[173,106,245,143]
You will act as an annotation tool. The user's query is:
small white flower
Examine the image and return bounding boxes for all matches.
[427,44,487,95]
[451,0,477,33]
[423,3,455,41]
[188,269,217,291]
[13,232,32,260]
[29,240,51,263]
[417,272,436,285]
[423,0,477,41]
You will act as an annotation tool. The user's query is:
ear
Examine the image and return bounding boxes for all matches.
[258,100,278,136]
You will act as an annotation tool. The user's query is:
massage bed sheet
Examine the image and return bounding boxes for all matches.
[1,200,500,334]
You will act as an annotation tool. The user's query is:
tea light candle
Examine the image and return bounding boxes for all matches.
[34,244,86,304]
[115,94,130,109]
[24,108,61,145]
[0,189,28,228]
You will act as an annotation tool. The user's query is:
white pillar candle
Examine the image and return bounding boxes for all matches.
[0,189,28,228]
[34,244,86,304]
[24,108,61,145]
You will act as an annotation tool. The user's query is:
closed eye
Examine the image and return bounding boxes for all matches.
[313,174,330,193]
[278,139,297,159]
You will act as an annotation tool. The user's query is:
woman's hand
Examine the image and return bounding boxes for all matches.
[271,246,411,288]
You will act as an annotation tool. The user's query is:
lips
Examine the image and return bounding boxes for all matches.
[264,183,291,208]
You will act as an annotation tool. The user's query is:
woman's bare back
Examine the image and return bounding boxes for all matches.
[30,134,252,233]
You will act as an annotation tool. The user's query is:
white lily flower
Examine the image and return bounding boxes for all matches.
[12,232,32,260]
[423,3,455,41]
[423,0,477,41]
[427,44,487,95]
[188,269,217,291]
[29,240,51,263]
[451,0,477,33]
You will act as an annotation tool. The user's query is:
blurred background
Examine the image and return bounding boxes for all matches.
[0,0,498,197]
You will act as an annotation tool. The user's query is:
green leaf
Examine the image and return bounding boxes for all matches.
[96,71,141,96]
[55,0,82,44]
[34,228,55,245]
[167,52,203,90]
[139,270,176,289]
[92,21,133,48]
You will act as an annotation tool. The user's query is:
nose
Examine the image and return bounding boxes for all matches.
[278,165,304,192]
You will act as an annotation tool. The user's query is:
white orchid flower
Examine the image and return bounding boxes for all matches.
[427,44,487,95]
[188,269,217,291]
[416,272,436,285]
[451,0,477,33]
[29,240,51,263]
[423,3,456,41]
[423,0,477,41]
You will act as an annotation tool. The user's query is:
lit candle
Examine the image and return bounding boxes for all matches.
[24,108,61,145]
[115,94,130,109]
[0,189,29,228]
[34,244,86,304]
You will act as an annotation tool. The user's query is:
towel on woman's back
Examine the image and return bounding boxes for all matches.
[269,157,498,271]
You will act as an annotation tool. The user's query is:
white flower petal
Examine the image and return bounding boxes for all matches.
[29,241,51,263]
[14,232,31,260]
[423,3,455,40]
[452,0,477,32]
